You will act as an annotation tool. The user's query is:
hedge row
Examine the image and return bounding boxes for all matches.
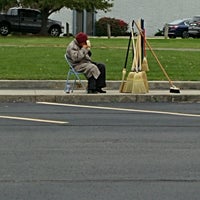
[95,17,128,36]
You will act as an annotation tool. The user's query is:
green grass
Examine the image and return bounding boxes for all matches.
[0,35,200,80]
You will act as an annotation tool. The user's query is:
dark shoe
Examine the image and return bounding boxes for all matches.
[96,88,106,93]
[88,89,98,94]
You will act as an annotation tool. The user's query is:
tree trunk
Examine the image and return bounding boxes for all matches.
[39,10,49,36]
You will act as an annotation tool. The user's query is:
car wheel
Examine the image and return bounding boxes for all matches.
[49,26,61,37]
[182,31,189,38]
[189,34,195,38]
[0,23,10,36]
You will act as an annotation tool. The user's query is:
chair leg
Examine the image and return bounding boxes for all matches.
[65,70,87,93]
[71,76,76,93]
[65,71,71,92]
[74,74,86,91]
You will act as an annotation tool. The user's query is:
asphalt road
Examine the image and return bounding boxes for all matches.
[0,102,200,200]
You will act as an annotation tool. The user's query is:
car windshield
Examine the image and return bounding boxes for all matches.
[169,19,183,24]
[169,19,192,25]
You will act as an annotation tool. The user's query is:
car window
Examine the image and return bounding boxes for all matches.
[169,18,192,25]
[9,9,18,16]
[169,20,182,24]
[36,13,42,20]
[184,20,192,25]
[193,16,200,22]
[20,10,40,18]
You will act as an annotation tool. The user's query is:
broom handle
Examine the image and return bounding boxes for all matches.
[141,19,144,59]
[131,21,137,71]
[134,22,174,87]
[119,32,132,92]
[143,29,146,57]
[124,32,132,69]
[138,19,142,71]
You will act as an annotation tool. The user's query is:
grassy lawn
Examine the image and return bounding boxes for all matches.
[0,35,200,81]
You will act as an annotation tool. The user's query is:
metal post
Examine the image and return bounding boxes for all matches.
[107,23,111,39]
[66,22,69,37]
[164,24,169,39]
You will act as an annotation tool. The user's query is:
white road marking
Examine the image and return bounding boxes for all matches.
[0,115,68,124]
[37,102,200,118]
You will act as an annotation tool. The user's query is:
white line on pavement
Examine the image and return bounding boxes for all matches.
[0,115,68,124]
[37,102,200,118]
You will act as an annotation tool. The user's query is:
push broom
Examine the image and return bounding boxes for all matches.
[135,21,180,93]
[137,21,149,92]
[133,22,148,93]
[119,32,132,93]
[124,21,138,93]
[125,20,147,94]
[131,36,147,94]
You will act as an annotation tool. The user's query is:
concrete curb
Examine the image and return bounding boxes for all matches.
[0,90,200,103]
[0,80,200,90]
[0,81,199,103]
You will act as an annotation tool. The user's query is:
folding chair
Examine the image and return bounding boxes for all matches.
[64,54,87,93]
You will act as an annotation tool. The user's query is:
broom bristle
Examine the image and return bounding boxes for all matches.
[141,71,149,92]
[170,86,180,93]
[119,81,126,93]
[123,72,136,93]
[120,82,127,93]
[132,72,147,94]
[119,68,127,93]
[141,57,149,72]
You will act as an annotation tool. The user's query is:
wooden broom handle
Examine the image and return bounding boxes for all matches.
[134,21,174,87]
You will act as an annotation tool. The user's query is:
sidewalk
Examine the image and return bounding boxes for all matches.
[0,80,199,103]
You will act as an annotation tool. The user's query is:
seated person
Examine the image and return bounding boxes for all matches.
[66,32,106,93]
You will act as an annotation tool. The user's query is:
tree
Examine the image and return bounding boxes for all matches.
[0,0,114,35]
[0,0,17,11]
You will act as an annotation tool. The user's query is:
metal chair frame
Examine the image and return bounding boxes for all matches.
[64,54,86,93]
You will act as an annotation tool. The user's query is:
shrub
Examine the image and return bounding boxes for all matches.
[154,29,164,36]
[95,17,128,36]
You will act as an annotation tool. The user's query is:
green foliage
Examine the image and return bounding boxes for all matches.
[0,0,17,11]
[95,17,128,36]
[0,0,113,14]
[0,0,114,35]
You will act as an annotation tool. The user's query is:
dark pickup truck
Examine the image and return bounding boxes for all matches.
[0,7,63,36]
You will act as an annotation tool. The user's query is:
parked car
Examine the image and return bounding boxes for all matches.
[188,21,200,38]
[192,15,200,22]
[163,18,192,38]
[0,7,64,36]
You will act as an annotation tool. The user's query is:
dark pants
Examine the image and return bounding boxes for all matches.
[88,63,106,90]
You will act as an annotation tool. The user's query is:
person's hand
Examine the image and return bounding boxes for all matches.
[82,44,89,49]
[86,40,91,48]
[82,40,91,49]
